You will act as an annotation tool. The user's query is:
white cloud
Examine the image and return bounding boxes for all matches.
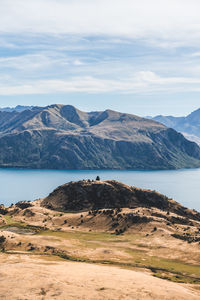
[73,60,84,66]
[135,71,200,85]
[0,53,86,72]
[0,54,54,70]
[1,71,200,96]
[191,52,200,57]
[0,0,200,47]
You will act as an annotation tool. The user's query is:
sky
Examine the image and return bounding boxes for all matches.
[1,0,200,116]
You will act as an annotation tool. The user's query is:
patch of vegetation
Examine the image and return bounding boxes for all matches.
[15,201,33,209]
[0,235,6,252]
[0,206,8,215]
[152,271,200,284]
[50,248,200,285]
[1,215,45,233]
[36,229,200,285]
[37,229,118,242]
[2,215,25,226]
[23,209,35,217]
[126,247,200,283]
[0,235,6,245]
[171,233,200,243]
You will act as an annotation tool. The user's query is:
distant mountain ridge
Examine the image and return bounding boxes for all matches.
[0,105,34,113]
[0,104,200,169]
[151,108,200,145]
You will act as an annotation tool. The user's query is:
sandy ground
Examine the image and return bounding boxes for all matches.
[0,253,199,300]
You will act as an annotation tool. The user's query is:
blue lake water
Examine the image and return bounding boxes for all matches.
[0,168,200,211]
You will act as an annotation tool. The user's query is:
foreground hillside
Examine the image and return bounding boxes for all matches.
[0,104,200,169]
[0,180,200,299]
[0,255,198,300]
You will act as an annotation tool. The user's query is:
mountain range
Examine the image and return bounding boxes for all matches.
[0,105,33,113]
[151,108,200,145]
[0,104,200,169]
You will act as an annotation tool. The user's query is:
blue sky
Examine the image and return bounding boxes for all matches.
[1,0,200,116]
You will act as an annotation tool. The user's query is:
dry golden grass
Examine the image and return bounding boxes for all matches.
[0,202,200,299]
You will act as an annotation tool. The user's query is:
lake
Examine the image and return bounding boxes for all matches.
[0,168,200,211]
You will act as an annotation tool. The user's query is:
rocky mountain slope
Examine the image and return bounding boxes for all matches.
[0,104,200,169]
[151,108,200,145]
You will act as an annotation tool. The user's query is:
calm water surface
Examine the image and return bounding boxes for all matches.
[0,168,200,211]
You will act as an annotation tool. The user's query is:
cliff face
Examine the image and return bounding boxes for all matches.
[0,104,200,169]
[41,180,200,221]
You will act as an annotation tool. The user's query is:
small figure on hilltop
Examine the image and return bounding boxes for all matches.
[96,176,100,181]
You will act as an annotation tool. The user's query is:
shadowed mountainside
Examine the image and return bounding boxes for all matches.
[0,104,200,169]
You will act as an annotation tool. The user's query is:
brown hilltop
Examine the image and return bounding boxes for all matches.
[41,180,200,221]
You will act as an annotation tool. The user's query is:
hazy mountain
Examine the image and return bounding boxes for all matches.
[151,108,200,145]
[0,105,34,113]
[0,104,200,169]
